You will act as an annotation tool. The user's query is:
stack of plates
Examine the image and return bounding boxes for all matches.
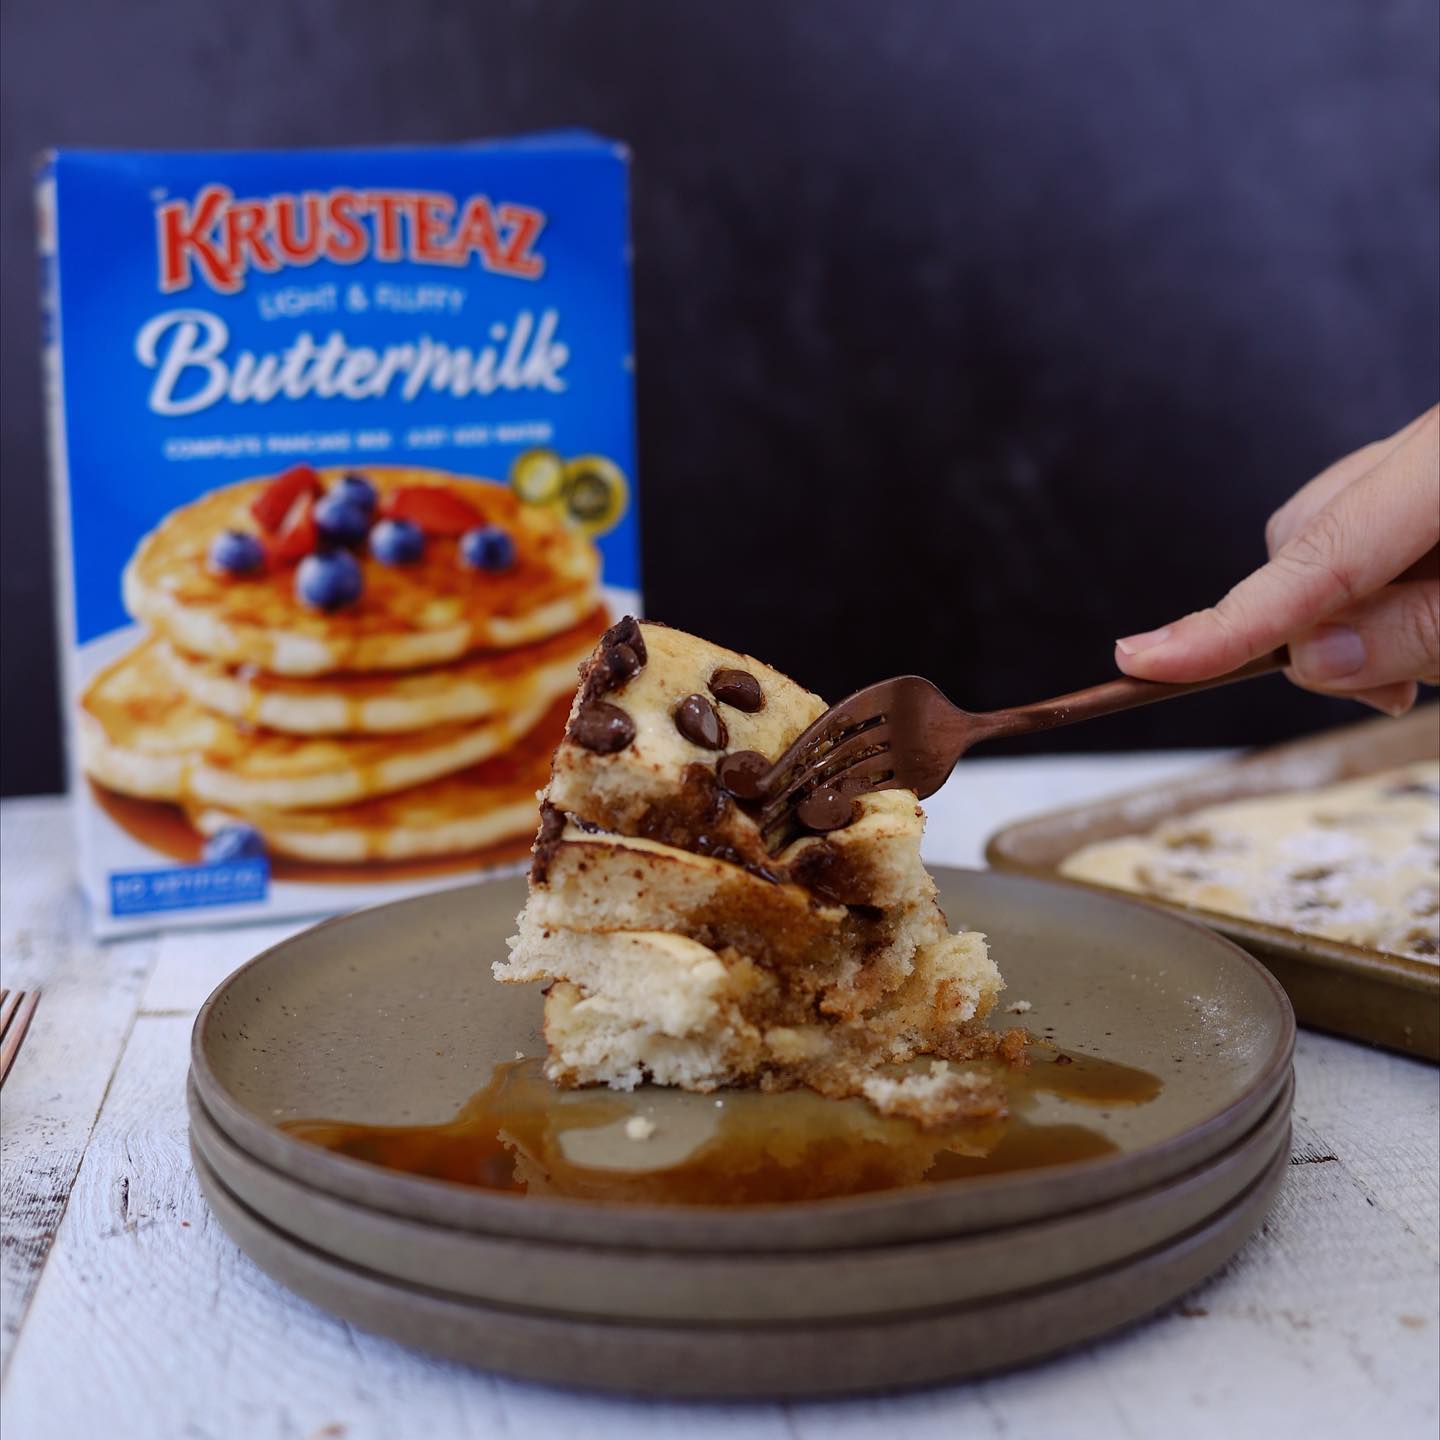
[189,869,1295,1398]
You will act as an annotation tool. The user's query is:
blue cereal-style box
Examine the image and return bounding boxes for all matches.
[38,135,638,936]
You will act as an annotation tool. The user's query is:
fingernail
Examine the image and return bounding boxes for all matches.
[1116,626,1172,657]
[1364,683,1418,718]
[1292,625,1366,681]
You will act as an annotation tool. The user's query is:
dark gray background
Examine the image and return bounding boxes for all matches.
[3,0,1437,796]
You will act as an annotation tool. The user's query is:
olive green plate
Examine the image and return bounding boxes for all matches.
[192,1136,1289,1397]
[190,868,1294,1251]
[188,1069,1291,1323]
[985,706,1439,1061]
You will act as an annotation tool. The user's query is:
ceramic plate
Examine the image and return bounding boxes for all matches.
[192,1135,1288,1397]
[190,868,1294,1250]
[189,1070,1291,1322]
[985,706,1439,1060]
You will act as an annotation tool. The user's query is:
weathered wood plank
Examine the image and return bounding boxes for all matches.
[1289,1031,1440,1261]
[4,761,1437,1440]
[0,798,156,1376]
[6,1014,1436,1440]
[141,918,310,1019]
[2,1016,799,1440]
[786,1034,1439,1440]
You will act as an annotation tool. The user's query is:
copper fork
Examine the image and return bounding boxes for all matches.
[722,648,1290,847]
[0,988,41,1087]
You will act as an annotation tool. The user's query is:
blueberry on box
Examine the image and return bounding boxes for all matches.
[296,550,364,610]
[370,518,425,566]
[314,492,373,547]
[460,525,517,572]
[332,473,378,518]
[208,529,265,576]
[203,824,267,863]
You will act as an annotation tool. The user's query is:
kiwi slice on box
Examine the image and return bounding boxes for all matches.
[509,449,566,506]
[561,456,629,535]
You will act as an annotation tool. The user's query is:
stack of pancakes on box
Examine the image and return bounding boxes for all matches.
[79,465,607,867]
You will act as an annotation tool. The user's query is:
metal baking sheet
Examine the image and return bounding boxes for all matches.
[985,705,1439,1060]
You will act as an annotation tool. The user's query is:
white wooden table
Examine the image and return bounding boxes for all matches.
[2,757,1437,1440]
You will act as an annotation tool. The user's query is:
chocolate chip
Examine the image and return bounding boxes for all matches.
[787,840,863,904]
[847,903,885,922]
[603,615,647,665]
[709,667,765,713]
[530,802,567,882]
[795,785,856,832]
[578,617,648,704]
[585,641,642,700]
[571,701,636,753]
[608,642,642,681]
[674,693,728,750]
[536,801,565,847]
[717,749,771,800]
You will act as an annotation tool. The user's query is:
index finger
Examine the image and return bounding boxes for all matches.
[1118,409,1440,681]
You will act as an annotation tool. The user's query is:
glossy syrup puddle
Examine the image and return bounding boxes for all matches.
[282,1048,1162,1206]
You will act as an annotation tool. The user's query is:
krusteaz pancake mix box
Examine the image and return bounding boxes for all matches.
[38,135,638,937]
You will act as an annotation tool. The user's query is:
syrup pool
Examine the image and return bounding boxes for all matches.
[283,1047,1162,1206]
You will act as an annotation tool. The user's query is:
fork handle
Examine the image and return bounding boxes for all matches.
[972,647,1291,743]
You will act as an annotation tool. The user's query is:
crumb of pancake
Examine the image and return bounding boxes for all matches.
[1006,1000,1033,1014]
[861,1061,1007,1129]
[624,1116,656,1141]
[994,1026,1031,1066]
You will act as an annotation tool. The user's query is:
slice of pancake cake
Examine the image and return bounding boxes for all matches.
[497,618,1016,1125]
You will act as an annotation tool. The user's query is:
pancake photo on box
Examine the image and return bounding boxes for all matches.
[79,460,629,876]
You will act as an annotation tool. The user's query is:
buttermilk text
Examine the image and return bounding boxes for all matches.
[135,308,570,416]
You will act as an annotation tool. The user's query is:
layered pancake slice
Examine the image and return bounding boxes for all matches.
[498,619,1009,1124]
[161,608,608,735]
[123,466,600,676]
[186,700,567,863]
[80,637,572,811]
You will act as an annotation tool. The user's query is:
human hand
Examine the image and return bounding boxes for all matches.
[1115,405,1440,715]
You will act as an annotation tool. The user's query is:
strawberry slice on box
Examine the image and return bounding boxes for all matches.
[263,493,319,563]
[381,486,484,536]
[251,465,321,533]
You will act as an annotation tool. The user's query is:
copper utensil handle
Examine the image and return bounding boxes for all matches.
[978,647,1291,742]
[0,989,40,1088]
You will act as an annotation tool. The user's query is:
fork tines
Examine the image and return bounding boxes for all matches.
[756,684,898,842]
